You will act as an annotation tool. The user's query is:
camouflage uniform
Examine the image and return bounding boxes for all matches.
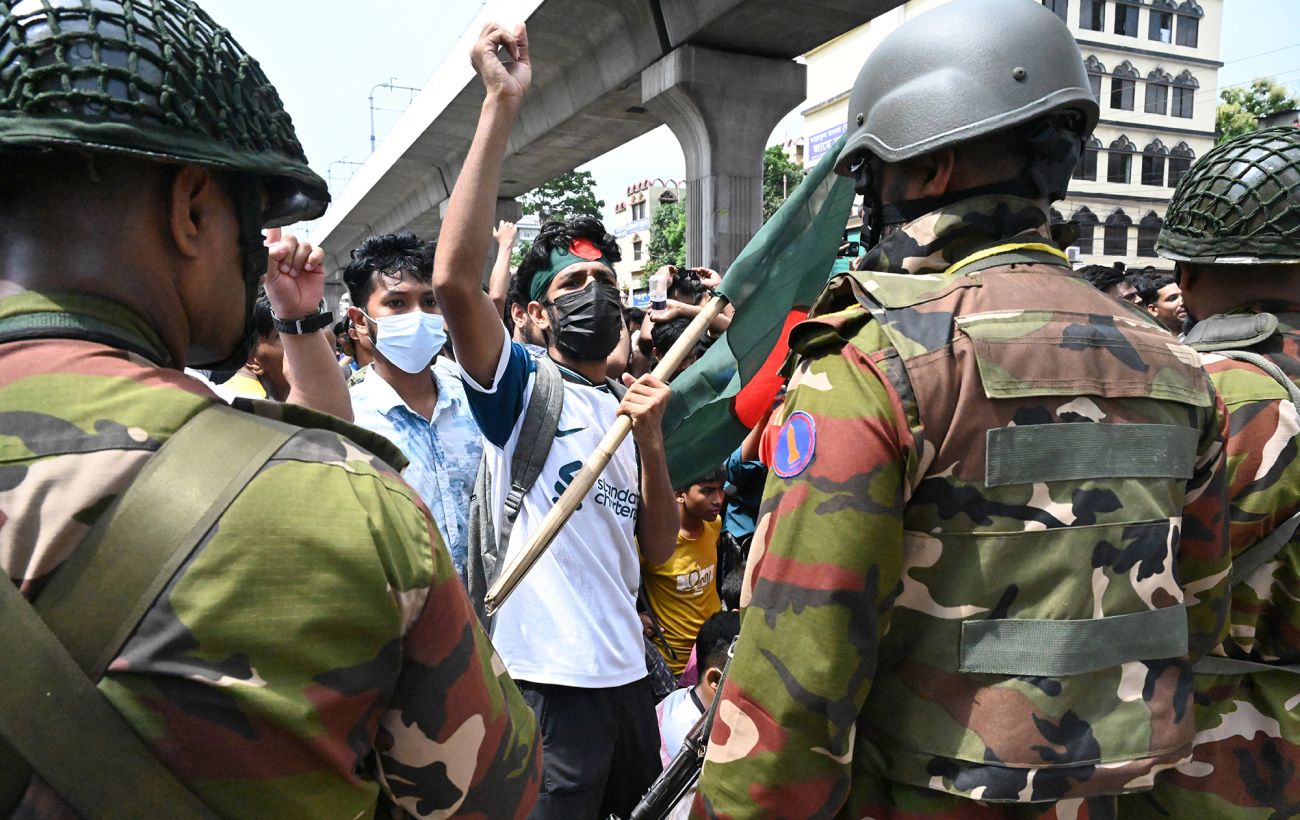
[0,290,540,818]
[693,196,1230,819]
[1119,305,1300,818]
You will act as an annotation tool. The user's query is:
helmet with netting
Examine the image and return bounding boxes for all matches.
[0,0,328,226]
[1158,127,1300,264]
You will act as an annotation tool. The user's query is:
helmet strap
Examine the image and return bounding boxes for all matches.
[188,174,265,378]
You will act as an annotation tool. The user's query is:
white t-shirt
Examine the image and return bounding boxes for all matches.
[656,686,705,820]
[459,332,646,688]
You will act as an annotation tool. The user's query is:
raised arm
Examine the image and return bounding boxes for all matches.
[488,220,518,319]
[263,230,354,421]
[432,23,532,388]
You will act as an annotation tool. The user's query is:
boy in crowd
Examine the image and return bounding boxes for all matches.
[655,611,741,819]
[432,22,679,817]
[344,232,483,580]
[643,470,725,675]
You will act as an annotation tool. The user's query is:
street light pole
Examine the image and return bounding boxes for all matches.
[369,78,423,154]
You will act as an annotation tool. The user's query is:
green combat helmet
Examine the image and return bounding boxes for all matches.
[834,0,1098,244]
[0,0,328,226]
[0,0,330,371]
[1158,126,1300,265]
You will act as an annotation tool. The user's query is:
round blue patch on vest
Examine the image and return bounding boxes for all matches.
[772,411,817,478]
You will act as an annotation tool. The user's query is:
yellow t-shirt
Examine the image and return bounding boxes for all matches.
[643,517,723,675]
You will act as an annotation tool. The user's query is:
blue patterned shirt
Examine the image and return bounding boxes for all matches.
[349,359,482,579]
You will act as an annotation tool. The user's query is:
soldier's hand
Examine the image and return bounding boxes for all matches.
[618,373,671,445]
[471,23,531,100]
[263,228,326,320]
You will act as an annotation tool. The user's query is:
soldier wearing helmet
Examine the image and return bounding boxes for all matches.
[1121,127,1300,819]
[694,0,1230,816]
[0,1,538,817]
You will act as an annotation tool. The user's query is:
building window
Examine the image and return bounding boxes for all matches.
[1080,0,1105,31]
[1104,210,1132,256]
[1175,0,1201,47]
[1042,0,1069,21]
[631,201,647,221]
[1171,70,1198,118]
[1145,69,1171,114]
[1110,61,1138,111]
[1075,137,1101,180]
[1084,56,1106,101]
[1113,1,1139,36]
[1073,207,1099,255]
[1137,212,1163,257]
[633,239,642,261]
[1149,1,1175,42]
[1108,136,1135,183]
[1141,139,1167,186]
[1168,142,1195,187]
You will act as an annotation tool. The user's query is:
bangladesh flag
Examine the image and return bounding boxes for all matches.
[663,136,856,487]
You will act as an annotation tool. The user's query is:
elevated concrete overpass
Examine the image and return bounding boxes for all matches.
[312,0,902,277]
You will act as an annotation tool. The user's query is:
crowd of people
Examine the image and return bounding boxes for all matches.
[2,0,1299,818]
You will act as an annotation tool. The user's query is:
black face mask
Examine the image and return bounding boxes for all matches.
[188,175,265,381]
[547,282,623,363]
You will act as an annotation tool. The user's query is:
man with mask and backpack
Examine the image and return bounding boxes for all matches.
[433,21,679,820]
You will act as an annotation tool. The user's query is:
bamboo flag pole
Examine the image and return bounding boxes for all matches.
[484,294,729,616]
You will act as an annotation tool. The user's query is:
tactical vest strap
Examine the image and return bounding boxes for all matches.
[1227,508,1300,597]
[0,403,293,817]
[941,241,1071,276]
[1194,654,1300,676]
[0,311,171,367]
[986,423,1199,486]
[960,605,1189,677]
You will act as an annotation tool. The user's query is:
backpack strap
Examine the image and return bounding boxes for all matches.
[467,356,567,625]
[0,402,294,817]
[500,357,565,545]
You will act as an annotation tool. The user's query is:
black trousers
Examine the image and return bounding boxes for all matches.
[517,677,663,819]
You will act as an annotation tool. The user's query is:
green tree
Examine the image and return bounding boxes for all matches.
[763,145,805,221]
[1216,78,1299,143]
[519,170,605,224]
[645,200,686,272]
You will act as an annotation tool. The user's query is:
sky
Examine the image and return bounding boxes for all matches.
[203,0,1298,233]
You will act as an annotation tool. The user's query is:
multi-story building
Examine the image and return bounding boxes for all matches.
[800,0,1222,270]
[609,178,685,297]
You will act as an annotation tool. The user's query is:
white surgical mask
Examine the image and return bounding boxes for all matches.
[366,311,446,374]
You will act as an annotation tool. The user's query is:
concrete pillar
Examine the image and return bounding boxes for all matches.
[642,47,806,271]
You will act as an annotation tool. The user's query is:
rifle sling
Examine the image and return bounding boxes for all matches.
[0,403,294,817]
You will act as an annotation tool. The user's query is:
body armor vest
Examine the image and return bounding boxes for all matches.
[821,251,1216,801]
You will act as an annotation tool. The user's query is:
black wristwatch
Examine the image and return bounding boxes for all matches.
[272,300,334,335]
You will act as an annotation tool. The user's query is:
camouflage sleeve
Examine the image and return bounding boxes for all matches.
[1176,385,1232,660]
[694,340,913,818]
[1205,354,1300,660]
[372,465,542,818]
